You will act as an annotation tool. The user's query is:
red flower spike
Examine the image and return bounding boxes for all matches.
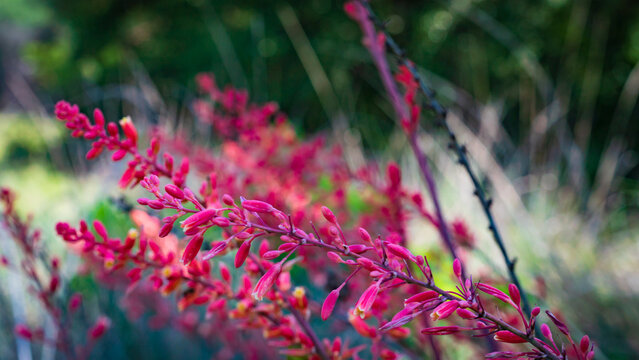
[580,335,590,353]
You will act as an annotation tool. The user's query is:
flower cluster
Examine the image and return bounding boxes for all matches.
[0,188,110,359]
[47,85,593,358]
[27,1,596,358]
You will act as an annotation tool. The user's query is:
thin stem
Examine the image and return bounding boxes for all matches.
[359,0,531,317]
[352,1,461,274]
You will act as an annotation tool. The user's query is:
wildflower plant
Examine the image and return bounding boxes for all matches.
[1,1,595,359]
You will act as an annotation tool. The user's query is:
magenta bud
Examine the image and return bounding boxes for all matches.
[147,200,165,210]
[508,284,521,306]
[532,306,541,317]
[235,240,252,268]
[580,335,590,353]
[14,325,33,339]
[453,258,462,278]
[405,290,438,304]
[181,234,204,265]
[387,162,401,188]
[358,228,372,244]
[212,217,230,227]
[93,220,108,239]
[222,194,234,206]
[321,206,337,224]
[242,199,274,213]
[165,184,184,199]
[68,293,83,312]
[541,323,552,340]
[321,289,340,320]
[111,149,127,161]
[89,316,111,339]
[159,223,173,238]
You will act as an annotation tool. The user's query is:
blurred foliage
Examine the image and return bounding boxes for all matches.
[3,0,636,183]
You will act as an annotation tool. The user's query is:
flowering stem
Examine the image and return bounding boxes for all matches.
[358,0,531,317]
[248,253,329,360]
[351,1,460,273]
[245,220,560,360]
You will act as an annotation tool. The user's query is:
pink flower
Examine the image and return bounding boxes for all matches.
[321,206,337,224]
[181,209,217,232]
[404,290,438,304]
[242,200,274,213]
[493,330,526,343]
[430,300,459,321]
[88,316,111,339]
[355,281,381,317]
[14,324,33,339]
[68,293,83,312]
[321,288,340,320]
[181,234,204,265]
[252,261,282,300]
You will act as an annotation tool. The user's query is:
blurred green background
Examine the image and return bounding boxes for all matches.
[1,0,639,358]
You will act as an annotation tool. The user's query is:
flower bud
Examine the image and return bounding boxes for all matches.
[181,234,204,265]
[235,239,252,268]
[89,316,111,339]
[387,162,401,188]
[165,184,184,200]
[321,206,337,224]
[222,194,235,206]
[508,283,521,307]
[321,288,340,320]
[494,330,526,343]
[147,200,165,210]
[358,228,372,244]
[453,258,462,278]
[242,200,274,213]
[404,290,438,304]
[14,325,33,339]
[430,300,459,321]
[68,293,83,312]
[219,263,231,283]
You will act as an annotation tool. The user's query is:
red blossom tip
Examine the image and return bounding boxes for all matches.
[321,289,340,320]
